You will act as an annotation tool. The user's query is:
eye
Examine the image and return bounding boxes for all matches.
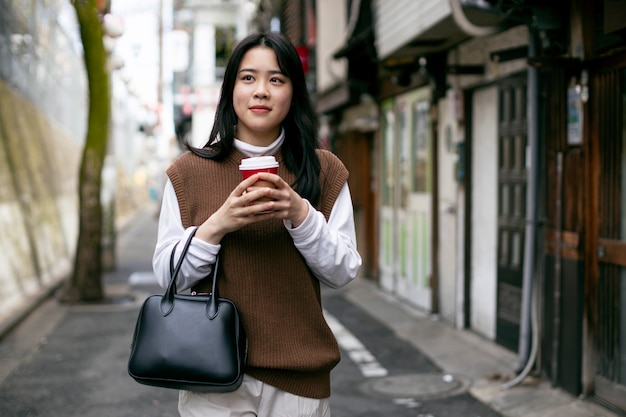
[240,74,254,81]
[270,76,285,84]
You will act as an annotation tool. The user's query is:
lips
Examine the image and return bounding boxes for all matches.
[250,105,271,113]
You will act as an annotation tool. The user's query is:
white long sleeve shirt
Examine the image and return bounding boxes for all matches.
[152,134,362,291]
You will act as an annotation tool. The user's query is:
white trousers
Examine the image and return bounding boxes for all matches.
[178,375,331,417]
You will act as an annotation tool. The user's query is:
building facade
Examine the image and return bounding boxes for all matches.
[313,0,626,413]
[171,0,261,148]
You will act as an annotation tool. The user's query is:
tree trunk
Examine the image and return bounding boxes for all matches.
[60,0,110,303]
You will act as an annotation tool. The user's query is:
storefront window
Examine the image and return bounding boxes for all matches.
[413,100,429,193]
[382,108,395,206]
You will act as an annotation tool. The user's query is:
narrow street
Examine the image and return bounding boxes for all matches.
[4,2,626,415]
[0,206,612,417]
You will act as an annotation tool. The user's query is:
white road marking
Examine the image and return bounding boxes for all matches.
[324,310,388,378]
[128,271,158,285]
[393,398,421,408]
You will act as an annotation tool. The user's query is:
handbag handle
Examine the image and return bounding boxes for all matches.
[161,227,221,319]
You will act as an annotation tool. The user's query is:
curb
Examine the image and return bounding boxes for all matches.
[0,277,65,341]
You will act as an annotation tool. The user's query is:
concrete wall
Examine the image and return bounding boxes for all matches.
[0,80,81,328]
[436,95,462,326]
[0,1,87,329]
[470,85,499,340]
[0,1,155,332]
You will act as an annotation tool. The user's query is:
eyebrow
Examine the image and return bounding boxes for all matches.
[238,68,285,76]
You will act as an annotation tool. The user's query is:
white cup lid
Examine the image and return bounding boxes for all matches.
[239,156,279,169]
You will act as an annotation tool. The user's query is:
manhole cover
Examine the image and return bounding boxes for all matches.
[361,373,471,400]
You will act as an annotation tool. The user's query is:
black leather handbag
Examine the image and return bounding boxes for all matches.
[128,227,247,392]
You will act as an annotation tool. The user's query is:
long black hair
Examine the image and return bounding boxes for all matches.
[186,32,321,205]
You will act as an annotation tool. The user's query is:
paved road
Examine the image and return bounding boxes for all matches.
[323,293,500,417]
[0,206,501,416]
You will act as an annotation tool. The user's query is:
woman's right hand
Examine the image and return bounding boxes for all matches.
[195,174,276,244]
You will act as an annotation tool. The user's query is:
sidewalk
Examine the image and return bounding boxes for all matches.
[340,279,620,417]
[0,204,621,417]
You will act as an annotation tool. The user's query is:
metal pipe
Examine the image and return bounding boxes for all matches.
[501,260,540,390]
[519,28,540,369]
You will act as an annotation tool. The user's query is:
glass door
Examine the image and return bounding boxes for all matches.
[495,76,528,351]
[378,90,432,311]
[379,99,397,293]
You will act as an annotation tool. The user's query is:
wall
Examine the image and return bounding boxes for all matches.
[448,25,528,88]
[436,95,461,326]
[0,1,87,328]
[0,82,81,326]
[0,1,154,331]
[470,86,498,339]
[315,0,347,92]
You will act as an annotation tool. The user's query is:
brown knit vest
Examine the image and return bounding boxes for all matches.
[166,148,349,399]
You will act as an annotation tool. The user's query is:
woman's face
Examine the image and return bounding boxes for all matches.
[233,46,293,146]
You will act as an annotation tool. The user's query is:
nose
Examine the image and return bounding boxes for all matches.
[254,81,269,98]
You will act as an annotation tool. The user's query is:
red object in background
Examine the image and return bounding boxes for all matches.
[296,45,309,74]
[96,0,109,13]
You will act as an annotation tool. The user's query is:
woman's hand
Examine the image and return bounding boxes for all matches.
[247,172,309,227]
[195,174,285,244]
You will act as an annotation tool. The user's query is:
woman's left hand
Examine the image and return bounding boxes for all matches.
[247,172,309,227]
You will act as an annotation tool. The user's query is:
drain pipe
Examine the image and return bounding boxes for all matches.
[501,259,539,390]
[501,28,541,390]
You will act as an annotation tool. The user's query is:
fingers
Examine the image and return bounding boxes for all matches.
[253,172,283,188]
[235,174,266,195]
[198,175,284,244]
[232,178,281,217]
[231,173,294,219]
[206,193,271,233]
[246,174,307,225]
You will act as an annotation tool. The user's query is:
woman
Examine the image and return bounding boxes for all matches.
[153,32,361,416]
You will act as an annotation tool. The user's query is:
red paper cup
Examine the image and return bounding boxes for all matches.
[239,165,278,179]
[239,157,279,202]
[239,156,279,180]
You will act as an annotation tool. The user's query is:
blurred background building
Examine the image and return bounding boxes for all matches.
[1,0,626,414]
[169,0,261,148]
